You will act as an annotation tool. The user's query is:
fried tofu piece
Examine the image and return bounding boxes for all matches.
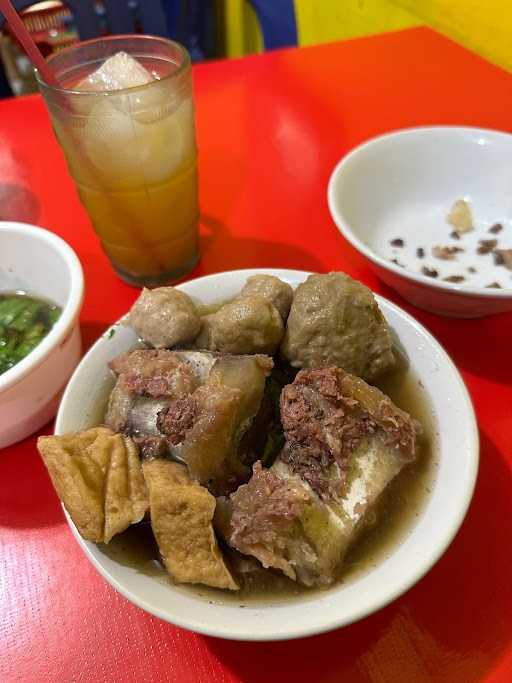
[37,427,148,543]
[142,459,238,590]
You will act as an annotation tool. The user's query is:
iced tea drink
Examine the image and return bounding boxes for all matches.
[37,36,198,286]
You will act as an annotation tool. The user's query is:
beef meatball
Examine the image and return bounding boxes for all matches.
[280,273,395,381]
[240,275,293,321]
[195,295,284,355]
[125,287,201,349]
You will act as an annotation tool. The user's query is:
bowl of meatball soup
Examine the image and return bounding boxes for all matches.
[41,269,478,640]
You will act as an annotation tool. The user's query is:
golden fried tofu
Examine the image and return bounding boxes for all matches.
[142,459,239,590]
[37,427,148,543]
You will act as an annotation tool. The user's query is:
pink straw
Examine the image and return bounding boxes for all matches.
[0,0,59,86]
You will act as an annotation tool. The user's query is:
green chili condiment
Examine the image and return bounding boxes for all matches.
[0,292,62,375]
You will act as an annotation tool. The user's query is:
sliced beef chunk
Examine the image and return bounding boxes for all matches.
[177,355,273,495]
[214,461,337,585]
[282,367,419,461]
[105,349,273,495]
[105,349,215,458]
[157,396,197,445]
[105,349,205,458]
[279,442,332,499]
[109,349,200,398]
[277,367,419,501]
[217,368,421,587]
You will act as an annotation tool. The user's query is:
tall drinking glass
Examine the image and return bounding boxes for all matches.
[37,36,199,287]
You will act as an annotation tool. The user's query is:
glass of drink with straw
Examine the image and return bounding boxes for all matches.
[0,2,199,286]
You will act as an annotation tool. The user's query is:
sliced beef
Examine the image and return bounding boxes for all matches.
[109,349,200,398]
[217,367,422,587]
[279,442,332,499]
[105,350,196,456]
[177,355,273,495]
[282,367,419,462]
[105,348,273,495]
[131,434,168,459]
[157,396,197,445]
[214,461,340,585]
[105,349,214,458]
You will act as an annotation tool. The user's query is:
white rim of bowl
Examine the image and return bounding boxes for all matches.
[55,268,479,640]
[0,222,84,392]
[327,125,512,299]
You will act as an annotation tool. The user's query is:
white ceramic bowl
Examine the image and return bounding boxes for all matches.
[328,127,512,317]
[55,269,478,640]
[0,222,84,448]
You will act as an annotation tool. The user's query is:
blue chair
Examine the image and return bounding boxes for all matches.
[161,0,214,62]
[248,0,297,50]
[102,0,169,39]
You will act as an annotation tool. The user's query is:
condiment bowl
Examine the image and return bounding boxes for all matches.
[0,221,84,448]
[328,127,512,317]
[54,269,478,640]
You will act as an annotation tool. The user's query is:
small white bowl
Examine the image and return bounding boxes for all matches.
[0,222,84,448]
[328,127,512,317]
[55,269,478,641]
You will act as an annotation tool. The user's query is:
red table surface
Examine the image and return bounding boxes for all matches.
[1,26,511,683]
